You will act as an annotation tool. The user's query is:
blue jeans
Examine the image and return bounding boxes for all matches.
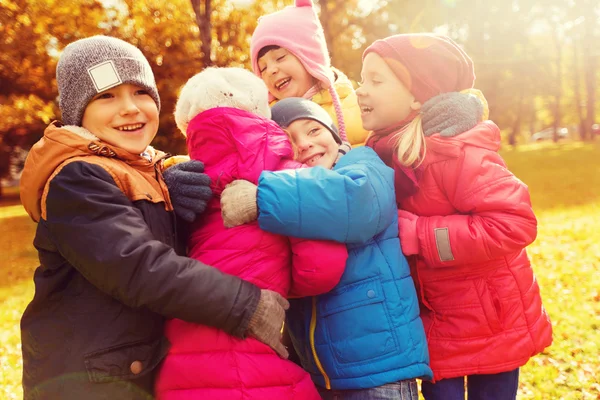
[421,368,520,400]
[318,379,418,400]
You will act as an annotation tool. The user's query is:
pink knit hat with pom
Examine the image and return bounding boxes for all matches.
[250,0,347,142]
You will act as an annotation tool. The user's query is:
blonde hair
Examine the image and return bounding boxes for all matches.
[393,114,427,168]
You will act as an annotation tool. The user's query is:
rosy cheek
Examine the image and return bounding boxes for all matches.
[329,146,338,159]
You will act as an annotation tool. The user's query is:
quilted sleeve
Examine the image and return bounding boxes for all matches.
[257,147,397,244]
[413,148,537,268]
[287,238,348,298]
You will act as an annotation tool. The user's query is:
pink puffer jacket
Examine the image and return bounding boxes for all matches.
[155,107,348,399]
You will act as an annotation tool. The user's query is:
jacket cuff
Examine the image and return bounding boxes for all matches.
[230,282,261,339]
[399,216,419,256]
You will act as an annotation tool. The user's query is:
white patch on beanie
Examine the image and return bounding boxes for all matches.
[175,67,271,135]
[87,60,122,92]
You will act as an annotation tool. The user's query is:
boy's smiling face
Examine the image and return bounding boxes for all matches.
[82,83,159,154]
[286,119,338,169]
[258,47,316,100]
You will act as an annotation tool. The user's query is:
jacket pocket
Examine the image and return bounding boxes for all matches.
[475,279,503,334]
[319,277,397,365]
[84,337,170,383]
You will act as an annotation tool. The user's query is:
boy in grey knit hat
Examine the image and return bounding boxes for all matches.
[220,96,433,397]
[57,35,161,127]
[19,35,291,400]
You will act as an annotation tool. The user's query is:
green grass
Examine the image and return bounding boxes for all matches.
[1,142,600,398]
[0,190,38,400]
[502,142,600,399]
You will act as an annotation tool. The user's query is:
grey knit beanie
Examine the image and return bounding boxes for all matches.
[271,97,341,144]
[56,35,160,126]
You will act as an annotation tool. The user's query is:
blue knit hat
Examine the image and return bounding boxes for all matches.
[271,97,341,144]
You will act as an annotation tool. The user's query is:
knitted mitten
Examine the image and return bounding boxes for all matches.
[421,90,485,137]
[221,180,258,228]
[162,160,212,222]
[247,289,290,358]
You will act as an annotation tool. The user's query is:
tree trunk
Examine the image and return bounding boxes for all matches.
[551,25,562,143]
[466,0,485,59]
[582,0,596,141]
[318,0,338,66]
[572,37,586,140]
[508,83,525,148]
[190,0,213,67]
[528,106,537,141]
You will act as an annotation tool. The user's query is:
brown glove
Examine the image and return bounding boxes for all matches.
[221,180,258,228]
[247,289,290,359]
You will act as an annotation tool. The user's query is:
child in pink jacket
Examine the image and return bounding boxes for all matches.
[154,67,348,399]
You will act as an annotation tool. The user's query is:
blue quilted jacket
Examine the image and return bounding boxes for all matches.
[257,147,432,390]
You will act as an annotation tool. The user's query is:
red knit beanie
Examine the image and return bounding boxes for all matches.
[363,33,475,104]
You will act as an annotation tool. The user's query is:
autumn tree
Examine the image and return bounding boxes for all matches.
[0,0,272,189]
[1,0,599,196]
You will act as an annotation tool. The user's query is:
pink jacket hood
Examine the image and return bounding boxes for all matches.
[186,107,301,194]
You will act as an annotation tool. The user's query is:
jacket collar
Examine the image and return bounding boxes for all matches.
[425,121,501,159]
[311,67,354,105]
[20,121,166,222]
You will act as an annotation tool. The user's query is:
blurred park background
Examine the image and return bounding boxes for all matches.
[1,0,599,399]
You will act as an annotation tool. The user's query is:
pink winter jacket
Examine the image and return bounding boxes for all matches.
[398,121,552,381]
[155,107,348,399]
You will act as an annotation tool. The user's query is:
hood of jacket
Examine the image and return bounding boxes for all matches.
[425,120,501,159]
[20,121,166,222]
[185,107,300,194]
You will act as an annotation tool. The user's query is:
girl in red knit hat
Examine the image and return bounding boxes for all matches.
[357,33,553,400]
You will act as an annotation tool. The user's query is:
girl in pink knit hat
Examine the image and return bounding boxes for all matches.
[249,0,485,151]
[251,0,359,146]
[357,33,552,400]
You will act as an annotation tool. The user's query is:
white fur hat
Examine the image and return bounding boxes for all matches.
[175,67,272,135]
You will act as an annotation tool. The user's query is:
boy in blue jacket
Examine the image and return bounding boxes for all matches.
[221,97,432,400]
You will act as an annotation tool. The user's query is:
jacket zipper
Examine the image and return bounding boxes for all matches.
[310,296,331,389]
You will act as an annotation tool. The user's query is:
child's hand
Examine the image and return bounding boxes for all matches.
[398,209,419,256]
[247,289,290,359]
[221,180,258,228]
[421,91,484,137]
[162,160,212,222]
[248,289,290,359]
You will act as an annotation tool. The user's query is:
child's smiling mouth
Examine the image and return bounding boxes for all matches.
[302,153,324,166]
[115,123,145,132]
[275,77,291,91]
